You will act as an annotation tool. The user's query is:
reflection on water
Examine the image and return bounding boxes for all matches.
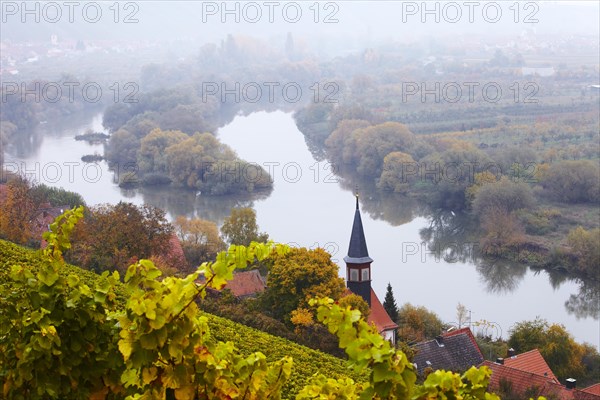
[139,185,272,224]
[475,259,528,294]
[8,108,104,158]
[3,109,598,347]
[565,279,600,320]
[336,175,424,227]
[416,206,599,334]
[3,109,273,223]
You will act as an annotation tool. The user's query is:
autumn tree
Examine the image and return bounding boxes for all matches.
[290,306,344,357]
[465,171,498,205]
[68,202,173,273]
[479,208,526,256]
[422,144,491,210]
[174,215,225,268]
[122,117,160,139]
[509,318,588,381]
[30,184,85,208]
[377,152,417,193]
[541,160,600,203]
[325,119,371,165]
[489,145,537,175]
[339,293,370,320]
[327,103,377,131]
[397,303,446,344]
[567,226,600,274]
[0,176,36,244]
[382,283,399,323]
[261,247,345,321]
[156,103,214,135]
[165,133,272,194]
[138,128,188,173]
[104,128,139,165]
[165,132,232,189]
[354,122,416,177]
[472,176,535,216]
[221,207,268,246]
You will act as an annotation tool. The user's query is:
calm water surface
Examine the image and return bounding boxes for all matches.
[5,110,599,348]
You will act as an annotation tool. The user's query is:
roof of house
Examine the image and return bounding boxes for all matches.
[504,348,558,382]
[367,288,398,333]
[344,196,373,264]
[33,205,69,244]
[482,361,600,400]
[578,390,600,400]
[412,327,484,374]
[223,269,266,298]
[483,360,557,397]
[583,384,600,396]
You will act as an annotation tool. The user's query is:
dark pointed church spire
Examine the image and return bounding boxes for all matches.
[344,192,373,264]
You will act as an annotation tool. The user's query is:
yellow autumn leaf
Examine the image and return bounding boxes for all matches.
[142,366,158,385]
[118,338,133,361]
[175,385,197,399]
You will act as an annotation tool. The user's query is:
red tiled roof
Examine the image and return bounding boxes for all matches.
[482,361,600,400]
[583,384,600,396]
[33,206,69,245]
[504,348,558,382]
[224,270,266,298]
[577,390,600,400]
[483,360,556,397]
[367,288,398,333]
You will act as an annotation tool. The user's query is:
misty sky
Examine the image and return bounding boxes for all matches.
[2,1,599,45]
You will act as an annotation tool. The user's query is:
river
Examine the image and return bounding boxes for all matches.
[4,109,599,348]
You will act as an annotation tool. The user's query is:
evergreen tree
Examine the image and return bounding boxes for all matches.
[383,282,399,323]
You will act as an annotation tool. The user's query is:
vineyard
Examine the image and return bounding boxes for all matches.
[0,238,366,399]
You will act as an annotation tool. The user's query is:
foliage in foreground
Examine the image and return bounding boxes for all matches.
[0,236,365,398]
[0,207,546,399]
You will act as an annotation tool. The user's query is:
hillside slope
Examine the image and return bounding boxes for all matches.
[0,239,366,398]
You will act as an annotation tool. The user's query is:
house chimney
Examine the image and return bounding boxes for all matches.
[566,378,576,389]
[507,348,516,357]
[435,335,444,346]
[496,357,504,365]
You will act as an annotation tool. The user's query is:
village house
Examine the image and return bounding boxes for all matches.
[412,327,484,375]
[221,269,266,299]
[482,349,600,399]
[32,203,69,244]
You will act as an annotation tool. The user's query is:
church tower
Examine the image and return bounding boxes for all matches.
[344,193,398,344]
[344,194,373,307]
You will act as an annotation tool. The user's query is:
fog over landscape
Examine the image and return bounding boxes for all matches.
[1,1,599,399]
